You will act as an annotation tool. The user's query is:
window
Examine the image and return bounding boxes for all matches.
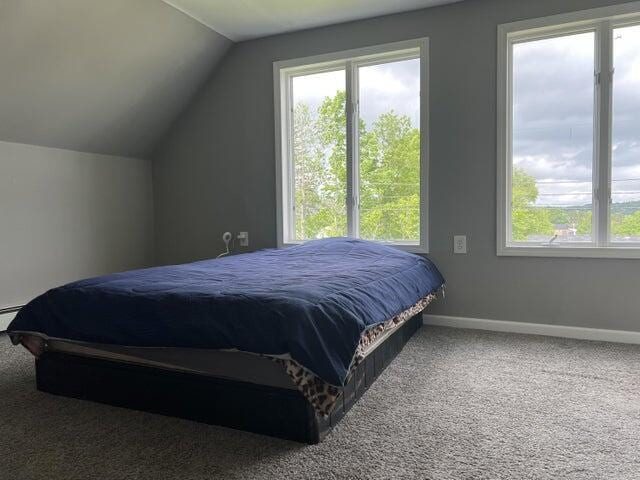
[274,39,428,251]
[498,3,640,258]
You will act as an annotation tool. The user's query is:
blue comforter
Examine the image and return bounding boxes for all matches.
[9,238,444,386]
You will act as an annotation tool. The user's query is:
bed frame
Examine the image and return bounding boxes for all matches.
[35,314,422,444]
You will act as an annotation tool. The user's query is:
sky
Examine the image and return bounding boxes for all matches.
[513,25,640,208]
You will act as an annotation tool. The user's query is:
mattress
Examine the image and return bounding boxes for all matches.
[9,238,445,388]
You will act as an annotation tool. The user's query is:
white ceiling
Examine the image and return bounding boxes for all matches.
[162,0,463,41]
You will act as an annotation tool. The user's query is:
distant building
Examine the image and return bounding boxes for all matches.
[554,224,577,237]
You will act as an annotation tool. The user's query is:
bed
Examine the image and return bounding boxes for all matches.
[8,238,445,443]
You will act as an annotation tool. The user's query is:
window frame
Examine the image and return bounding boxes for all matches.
[497,1,640,259]
[274,38,429,253]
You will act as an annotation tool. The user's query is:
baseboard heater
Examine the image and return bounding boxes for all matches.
[0,305,23,315]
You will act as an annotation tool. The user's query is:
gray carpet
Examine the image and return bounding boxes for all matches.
[1,327,639,480]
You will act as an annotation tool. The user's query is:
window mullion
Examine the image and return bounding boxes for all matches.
[286,74,296,243]
[505,38,514,246]
[596,20,613,247]
[345,60,360,238]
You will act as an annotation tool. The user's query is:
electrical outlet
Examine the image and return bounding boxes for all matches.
[453,235,467,254]
[237,232,249,247]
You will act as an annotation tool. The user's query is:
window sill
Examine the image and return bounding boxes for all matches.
[281,241,429,255]
[498,244,640,259]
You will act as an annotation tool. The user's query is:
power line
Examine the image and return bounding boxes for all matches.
[534,178,640,184]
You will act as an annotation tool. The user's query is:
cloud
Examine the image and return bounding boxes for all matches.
[291,58,420,128]
[292,69,345,113]
[359,58,420,128]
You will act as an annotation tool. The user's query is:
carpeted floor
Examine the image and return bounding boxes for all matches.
[1,327,639,480]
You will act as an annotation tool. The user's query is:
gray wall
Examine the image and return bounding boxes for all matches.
[0,141,154,309]
[153,0,640,332]
[0,0,231,158]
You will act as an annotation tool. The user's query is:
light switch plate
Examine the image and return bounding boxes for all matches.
[454,235,467,254]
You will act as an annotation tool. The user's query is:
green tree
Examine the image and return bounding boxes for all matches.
[316,91,348,237]
[576,211,592,235]
[359,111,420,241]
[293,91,421,241]
[292,93,348,239]
[613,210,640,237]
[292,102,323,239]
[511,168,554,241]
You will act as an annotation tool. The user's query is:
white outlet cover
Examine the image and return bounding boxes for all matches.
[453,235,467,254]
[238,232,249,247]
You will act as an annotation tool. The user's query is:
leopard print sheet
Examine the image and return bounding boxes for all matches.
[272,289,442,417]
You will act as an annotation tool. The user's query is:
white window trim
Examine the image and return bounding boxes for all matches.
[274,38,429,253]
[497,1,640,259]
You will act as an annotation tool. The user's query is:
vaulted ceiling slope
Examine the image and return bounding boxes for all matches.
[0,0,232,159]
[162,0,464,41]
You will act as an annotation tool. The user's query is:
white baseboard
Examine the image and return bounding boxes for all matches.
[0,311,16,332]
[423,314,640,345]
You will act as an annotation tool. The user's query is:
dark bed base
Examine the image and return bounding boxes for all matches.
[35,314,422,444]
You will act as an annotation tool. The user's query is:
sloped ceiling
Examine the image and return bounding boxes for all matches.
[0,0,232,159]
[162,0,464,41]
